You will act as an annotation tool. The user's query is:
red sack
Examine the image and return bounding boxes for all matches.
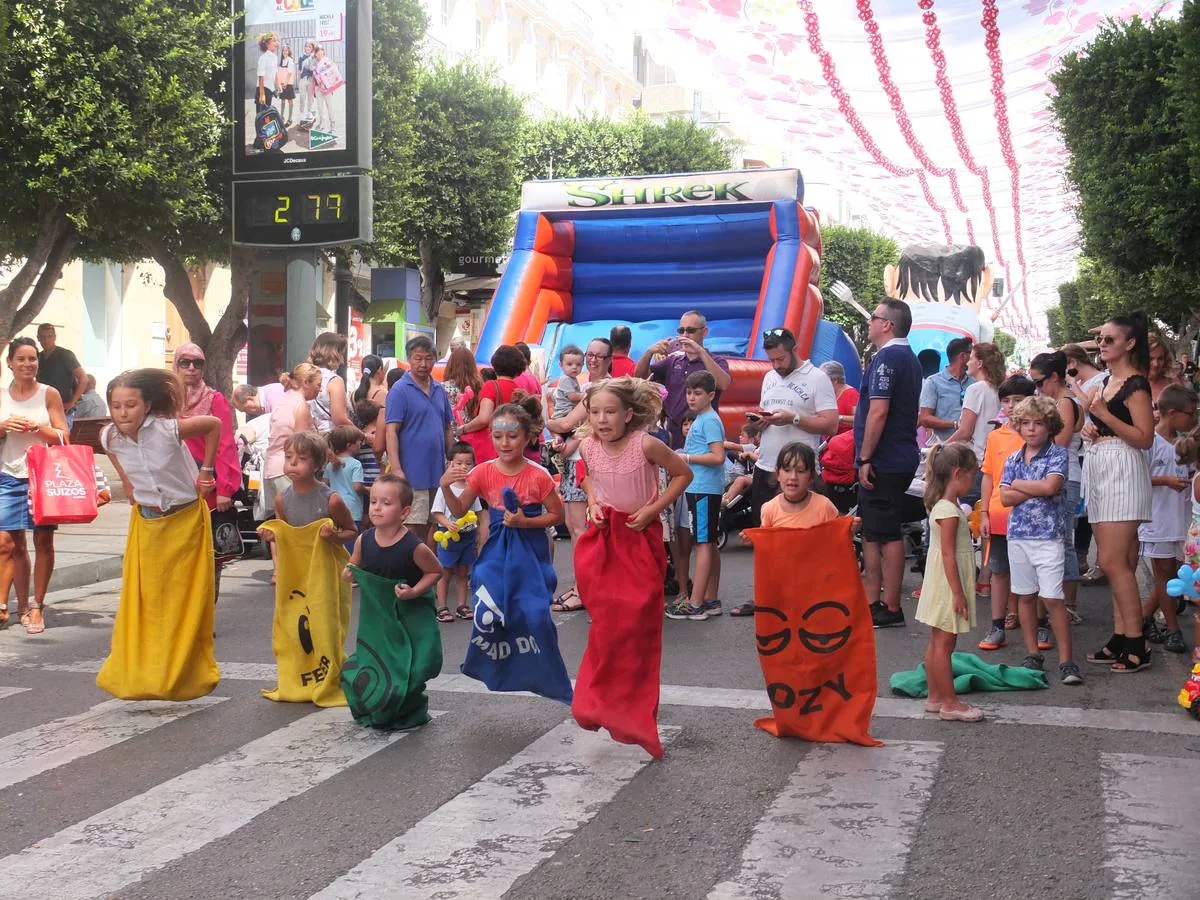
[746,516,882,747]
[572,511,667,759]
[27,443,99,526]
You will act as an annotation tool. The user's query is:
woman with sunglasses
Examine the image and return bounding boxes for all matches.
[1074,312,1155,672]
[173,344,243,595]
[1030,350,1085,623]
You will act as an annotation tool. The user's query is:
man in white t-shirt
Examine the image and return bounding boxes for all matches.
[752,327,839,519]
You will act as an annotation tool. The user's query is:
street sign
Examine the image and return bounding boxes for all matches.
[232,174,372,247]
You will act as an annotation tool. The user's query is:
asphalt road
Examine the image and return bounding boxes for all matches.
[0,539,1198,900]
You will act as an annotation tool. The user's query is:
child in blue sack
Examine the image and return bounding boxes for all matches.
[431,441,485,623]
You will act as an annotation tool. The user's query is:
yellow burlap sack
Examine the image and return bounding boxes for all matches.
[259,518,351,706]
[97,500,219,701]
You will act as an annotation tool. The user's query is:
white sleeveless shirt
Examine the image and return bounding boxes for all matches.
[0,384,51,479]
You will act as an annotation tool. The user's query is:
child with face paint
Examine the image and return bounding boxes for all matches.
[917,442,984,722]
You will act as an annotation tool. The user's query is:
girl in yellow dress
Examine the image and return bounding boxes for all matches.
[916,442,983,723]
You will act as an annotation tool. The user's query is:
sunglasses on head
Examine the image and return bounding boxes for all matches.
[177,358,204,369]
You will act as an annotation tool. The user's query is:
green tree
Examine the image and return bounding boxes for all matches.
[817,224,899,347]
[1051,13,1200,336]
[516,113,735,182]
[0,0,229,352]
[1044,256,1135,347]
[372,60,524,318]
[992,329,1017,361]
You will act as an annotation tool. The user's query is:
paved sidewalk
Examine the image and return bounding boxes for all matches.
[26,501,130,594]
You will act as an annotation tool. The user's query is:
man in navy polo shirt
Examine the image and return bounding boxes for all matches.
[635,310,732,448]
[854,299,923,628]
[385,334,454,544]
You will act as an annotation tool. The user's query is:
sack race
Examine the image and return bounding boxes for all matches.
[27,443,99,526]
[746,517,882,747]
[342,565,443,730]
[259,518,351,707]
[97,500,218,700]
[461,488,573,704]
[572,511,667,759]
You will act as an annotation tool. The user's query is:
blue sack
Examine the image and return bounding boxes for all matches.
[461,487,573,704]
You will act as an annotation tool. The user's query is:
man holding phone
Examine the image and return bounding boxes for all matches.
[636,310,732,448]
[748,328,839,530]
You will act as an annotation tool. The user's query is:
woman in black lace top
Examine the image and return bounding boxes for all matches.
[1076,311,1155,673]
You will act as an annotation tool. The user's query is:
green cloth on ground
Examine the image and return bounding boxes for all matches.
[889,651,1049,697]
[341,565,443,730]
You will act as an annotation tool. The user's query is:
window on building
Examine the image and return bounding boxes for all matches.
[441,0,448,25]
[476,19,483,49]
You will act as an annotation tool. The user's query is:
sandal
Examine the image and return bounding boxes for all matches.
[552,588,584,613]
[22,603,45,635]
[1087,635,1122,664]
[1111,645,1151,674]
[730,602,755,617]
[454,605,473,620]
[436,606,455,623]
[1003,613,1019,630]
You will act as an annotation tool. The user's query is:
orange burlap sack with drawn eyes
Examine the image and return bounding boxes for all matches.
[746,516,882,747]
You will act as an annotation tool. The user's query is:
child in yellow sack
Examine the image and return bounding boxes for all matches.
[97,369,223,701]
[258,431,359,705]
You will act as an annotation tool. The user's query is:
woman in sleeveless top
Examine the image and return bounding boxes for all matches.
[308,332,356,435]
[0,338,68,633]
[1077,312,1155,673]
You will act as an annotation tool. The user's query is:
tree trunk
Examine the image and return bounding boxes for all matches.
[0,205,78,346]
[204,247,257,396]
[418,238,445,324]
[145,238,214,346]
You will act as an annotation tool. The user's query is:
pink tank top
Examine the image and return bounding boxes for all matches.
[580,432,659,514]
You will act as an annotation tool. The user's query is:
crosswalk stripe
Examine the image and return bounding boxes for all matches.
[0,697,225,792]
[0,708,436,900]
[1102,752,1200,899]
[27,660,1198,736]
[708,740,943,899]
[309,721,680,899]
[0,686,30,701]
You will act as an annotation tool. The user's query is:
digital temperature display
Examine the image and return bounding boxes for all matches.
[233,175,371,247]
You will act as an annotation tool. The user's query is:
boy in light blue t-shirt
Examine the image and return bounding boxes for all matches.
[323,426,367,547]
[668,370,728,622]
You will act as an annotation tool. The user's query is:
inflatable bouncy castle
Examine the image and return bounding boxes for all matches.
[472,169,861,432]
[883,242,997,377]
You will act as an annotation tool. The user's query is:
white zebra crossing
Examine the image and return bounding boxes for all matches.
[708,740,943,899]
[0,708,434,900]
[0,697,225,791]
[1103,753,1200,900]
[309,722,679,899]
[25,660,1199,736]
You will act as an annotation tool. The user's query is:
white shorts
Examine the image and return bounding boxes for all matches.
[1140,540,1185,560]
[1009,539,1065,600]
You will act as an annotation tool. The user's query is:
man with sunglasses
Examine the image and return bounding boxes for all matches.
[635,311,731,448]
[854,301,923,628]
[35,324,86,427]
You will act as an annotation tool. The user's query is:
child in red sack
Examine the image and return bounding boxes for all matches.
[572,376,691,758]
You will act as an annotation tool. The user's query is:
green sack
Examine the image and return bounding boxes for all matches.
[341,565,444,730]
[889,651,1049,698]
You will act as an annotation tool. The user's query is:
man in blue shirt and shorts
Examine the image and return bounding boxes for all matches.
[854,300,923,629]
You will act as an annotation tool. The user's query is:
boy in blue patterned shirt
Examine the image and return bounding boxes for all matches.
[1000,395,1079,684]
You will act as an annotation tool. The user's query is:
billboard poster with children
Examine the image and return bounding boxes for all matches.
[239,0,348,157]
